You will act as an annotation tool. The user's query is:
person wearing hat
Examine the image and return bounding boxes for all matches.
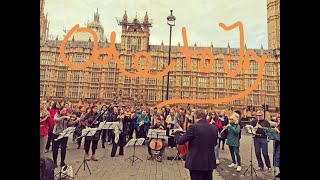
[226,113,242,172]
[250,110,272,171]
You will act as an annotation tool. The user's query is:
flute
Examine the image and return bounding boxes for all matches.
[218,124,230,138]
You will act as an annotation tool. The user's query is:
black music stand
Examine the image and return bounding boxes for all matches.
[170,130,186,165]
[97,121,120,168]
[74,128,98,176]
[54,127,75,180]
[125,138,145,166]
[147,129,166,165]
[243,125,258,179]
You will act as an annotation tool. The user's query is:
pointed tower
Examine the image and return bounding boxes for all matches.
[143,11,150,32]
[227,42,230,54]
[267,0,280,50]
[122,10,128,31]
[244,43,247,54]
[40,0,48,40]
[117,11,152,52]
[210,42,213,51]
[94,8,100,23]
[260,44,264,55]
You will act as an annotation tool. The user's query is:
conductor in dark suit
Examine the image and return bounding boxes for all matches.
[174,109,219,180]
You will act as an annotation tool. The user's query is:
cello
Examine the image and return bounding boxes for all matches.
[149,125,164,151]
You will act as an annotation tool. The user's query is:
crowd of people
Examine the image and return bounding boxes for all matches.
[40,99,280,178]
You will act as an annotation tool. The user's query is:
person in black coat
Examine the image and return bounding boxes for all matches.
[111,108,128,157]
[100,105,110,148]
[175,109,218,180]
[83,105,103,161]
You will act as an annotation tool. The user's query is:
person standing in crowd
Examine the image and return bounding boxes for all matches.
[100,105,110,148]
[226,113,242,172]
[219,110,229,150]
[75,105,83,118]
[136,110,150,139]
[127,108,137,140]
[175,107,186,130]
[108,107,119,144]
[274,116,280,178]
[40,100,50,158]
[250,110,272,171]
[45,102,60,153]
[166,110,176,148]
[111,108,128,157]
[207,111,222,165]
[82,105,104,161]
[73,107,88,149]
[52,106,80,167]
[64,102,73,115]
[175,109,218,180]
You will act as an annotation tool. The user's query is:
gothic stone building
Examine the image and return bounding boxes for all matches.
[40,0,280,117]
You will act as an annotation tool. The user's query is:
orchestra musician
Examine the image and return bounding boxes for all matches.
[147,116,166,162]
[52,106,80,168]
[110,108,128,157]
[274,116,280,178]
[136,110,150,139]
[165,110,176,148]
[100,105,110,148]
[250,110,272,171]
[82,105,104,161]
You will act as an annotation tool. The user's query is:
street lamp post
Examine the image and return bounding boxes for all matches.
[166,10,176,101]
[141,91,144,106]
[112,90,116,104]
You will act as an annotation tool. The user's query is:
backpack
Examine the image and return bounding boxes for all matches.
[40,157,55,180]
[60,165,74,179]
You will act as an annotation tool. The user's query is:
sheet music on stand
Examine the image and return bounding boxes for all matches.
[77,127,98,139]
[244,125,256,135]
[147,129,166,139]
[98,121,120,130]
[55,127,75,141]
[125,138,145,147]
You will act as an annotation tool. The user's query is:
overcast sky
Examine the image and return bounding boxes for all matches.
[45,0,268,49]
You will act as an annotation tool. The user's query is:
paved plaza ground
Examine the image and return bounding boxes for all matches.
[45,131,278,180]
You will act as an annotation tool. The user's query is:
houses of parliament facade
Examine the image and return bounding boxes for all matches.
[40,0,280,116]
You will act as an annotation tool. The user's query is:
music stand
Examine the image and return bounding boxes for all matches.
[243,125,258,179]
[54,127,76,180]
[125,138,145,166]
[171,130,186,165]
[97,121,119,167]
[147,129,166,165]
[74,128,98,176]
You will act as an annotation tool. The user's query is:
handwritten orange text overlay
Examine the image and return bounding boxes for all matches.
[60,21,267,109]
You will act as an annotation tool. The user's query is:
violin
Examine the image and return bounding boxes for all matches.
[149,125,164,151]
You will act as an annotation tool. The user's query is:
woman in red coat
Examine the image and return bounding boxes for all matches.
[40,100,50,157]
[45,102,60,153]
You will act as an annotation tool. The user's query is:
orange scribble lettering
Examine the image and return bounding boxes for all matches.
[59,22,267,109]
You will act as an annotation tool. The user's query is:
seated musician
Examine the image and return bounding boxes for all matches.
[147,116,166,162]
